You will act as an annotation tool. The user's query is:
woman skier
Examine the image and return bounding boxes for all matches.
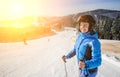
[62,15,102,77]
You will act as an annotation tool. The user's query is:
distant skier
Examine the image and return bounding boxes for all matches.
[22,32,27,45]
[23,37,27,45]
[62,15,102,77]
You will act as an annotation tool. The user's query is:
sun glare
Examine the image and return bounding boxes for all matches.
[10,3,29,28]
[11,3,23,18]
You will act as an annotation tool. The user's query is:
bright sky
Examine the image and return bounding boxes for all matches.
[0,0,120,19]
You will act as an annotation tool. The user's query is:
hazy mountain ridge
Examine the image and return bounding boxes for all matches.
[74,9,120,19]
[51,9,120,27]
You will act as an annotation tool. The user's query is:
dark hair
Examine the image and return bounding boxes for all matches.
[77,15,96,35]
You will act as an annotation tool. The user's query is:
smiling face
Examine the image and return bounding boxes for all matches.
[80,22,89,33]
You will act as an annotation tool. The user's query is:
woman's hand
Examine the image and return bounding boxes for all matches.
[62,55,66,63]
[79,60,85,69]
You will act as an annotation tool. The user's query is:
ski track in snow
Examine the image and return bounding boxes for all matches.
[0,27,120,77]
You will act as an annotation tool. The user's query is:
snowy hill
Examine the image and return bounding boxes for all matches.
[0,28,120,77]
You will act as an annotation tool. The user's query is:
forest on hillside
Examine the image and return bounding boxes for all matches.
[95,15,120,40]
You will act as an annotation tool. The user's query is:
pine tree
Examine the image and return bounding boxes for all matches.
[104,17,112,39]
[111,16,120,40]
[98,16,106,39]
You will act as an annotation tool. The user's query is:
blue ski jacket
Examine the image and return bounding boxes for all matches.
[66,32,102,70]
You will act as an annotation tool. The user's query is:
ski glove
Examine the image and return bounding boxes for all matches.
[62,55,66,63]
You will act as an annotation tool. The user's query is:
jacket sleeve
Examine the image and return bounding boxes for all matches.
[66,46,76,59]
[85,39,102,69]
[66,34,81,59]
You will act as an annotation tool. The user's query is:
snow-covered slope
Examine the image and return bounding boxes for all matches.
[0,28,120,77]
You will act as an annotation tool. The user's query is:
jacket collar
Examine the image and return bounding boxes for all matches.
[79,31,98,39]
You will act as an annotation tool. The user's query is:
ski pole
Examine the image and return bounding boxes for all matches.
[64,62,68,77]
